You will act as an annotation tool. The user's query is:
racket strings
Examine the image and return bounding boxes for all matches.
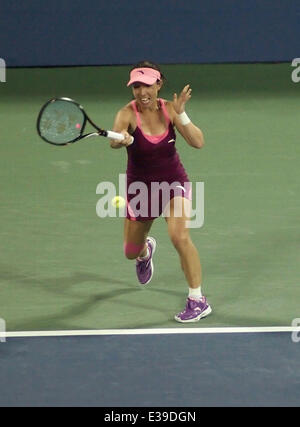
[39,100,85,144]
[37,97,126,146]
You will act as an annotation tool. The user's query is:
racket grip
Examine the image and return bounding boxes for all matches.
[106,130,134,145]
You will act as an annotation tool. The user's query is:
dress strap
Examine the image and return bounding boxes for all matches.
[130,100,142,128]
[159,99,171,125]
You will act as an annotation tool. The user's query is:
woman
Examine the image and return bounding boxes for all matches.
[110,61,211,323]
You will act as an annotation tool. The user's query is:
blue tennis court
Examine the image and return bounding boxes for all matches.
[1,329,300,407]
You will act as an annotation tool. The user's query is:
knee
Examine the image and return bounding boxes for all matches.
[170,232,191,251]
[123,242,145,260]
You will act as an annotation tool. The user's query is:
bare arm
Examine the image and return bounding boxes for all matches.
[172,85,204,149]
[110,107,133,149]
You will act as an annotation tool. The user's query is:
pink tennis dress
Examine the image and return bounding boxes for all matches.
[126,99,191,221]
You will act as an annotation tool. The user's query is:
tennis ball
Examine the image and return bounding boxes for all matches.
[111,196,125,208]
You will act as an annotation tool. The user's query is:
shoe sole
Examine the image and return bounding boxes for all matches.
[140,237,156,286]
[174,305,212,323]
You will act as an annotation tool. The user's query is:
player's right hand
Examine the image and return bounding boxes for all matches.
[119,130,133,147]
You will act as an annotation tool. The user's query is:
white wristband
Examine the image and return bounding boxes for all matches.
[178,111,191,126]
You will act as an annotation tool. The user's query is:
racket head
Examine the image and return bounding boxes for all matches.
[37,97,87,146]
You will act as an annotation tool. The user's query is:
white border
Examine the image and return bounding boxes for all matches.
[2,326,300,339]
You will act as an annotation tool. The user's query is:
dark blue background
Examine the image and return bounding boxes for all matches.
[1,0,299,67]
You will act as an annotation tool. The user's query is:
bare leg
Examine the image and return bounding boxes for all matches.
[123,218,154,259]
[164,197,202,288]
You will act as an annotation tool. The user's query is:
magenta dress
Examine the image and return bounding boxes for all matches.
[126,99,191,221]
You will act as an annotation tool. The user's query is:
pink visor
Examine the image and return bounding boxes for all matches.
[127,67,161,87]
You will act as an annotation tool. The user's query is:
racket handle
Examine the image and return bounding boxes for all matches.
[106,130,134,146]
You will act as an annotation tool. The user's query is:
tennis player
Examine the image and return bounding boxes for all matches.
[110,61,211,323]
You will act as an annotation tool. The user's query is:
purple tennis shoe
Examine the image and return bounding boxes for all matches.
[136,237,156,285]
[175,296,212,323]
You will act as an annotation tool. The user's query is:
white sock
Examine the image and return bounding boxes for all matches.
[189,286,203,300]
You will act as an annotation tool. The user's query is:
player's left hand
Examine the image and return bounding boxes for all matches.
[173,84,192,114]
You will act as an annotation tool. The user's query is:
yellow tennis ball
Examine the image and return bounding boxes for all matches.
[111,196,125,208]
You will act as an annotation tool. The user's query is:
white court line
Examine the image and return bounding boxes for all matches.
[2,326,300,339]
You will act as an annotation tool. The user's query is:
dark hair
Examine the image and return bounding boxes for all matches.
[130,60,166,83]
